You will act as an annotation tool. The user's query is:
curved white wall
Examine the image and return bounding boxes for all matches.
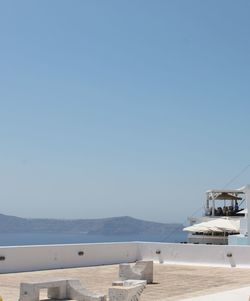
[138,242,250,268]
[1,242,250,273]
[0,242,138,273]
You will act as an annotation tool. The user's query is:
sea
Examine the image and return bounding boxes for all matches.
[0,231,187,246]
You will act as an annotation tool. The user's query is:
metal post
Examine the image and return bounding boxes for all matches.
[243,185,250,245]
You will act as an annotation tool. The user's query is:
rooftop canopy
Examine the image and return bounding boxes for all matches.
[206,188,245,194]
[183,217,240,233]
[211,192,243,200]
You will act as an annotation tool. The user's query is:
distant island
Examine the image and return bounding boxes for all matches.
[0,213,182,236]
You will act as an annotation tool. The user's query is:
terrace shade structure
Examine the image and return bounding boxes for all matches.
[183,217,240,233]
[205,184,250,244]
[205,187,246,217]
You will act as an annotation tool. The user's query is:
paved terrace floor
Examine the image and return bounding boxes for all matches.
[1,263,250,301]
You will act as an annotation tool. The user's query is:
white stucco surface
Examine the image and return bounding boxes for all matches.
[138,242,250,268]
[2,242,250,273]
[0,242,138,273]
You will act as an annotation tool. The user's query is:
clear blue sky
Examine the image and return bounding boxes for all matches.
[0,1,250,223]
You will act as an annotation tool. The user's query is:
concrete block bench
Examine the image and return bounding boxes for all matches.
[68,279,106,301]
[119,261,153,284]
[109,283,146,301]
[110,279,146,301]
[112,280,147,287]
[19,278,106,301]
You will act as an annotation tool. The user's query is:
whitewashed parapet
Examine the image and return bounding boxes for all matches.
[4,242,250,274]
[0,242,138,273]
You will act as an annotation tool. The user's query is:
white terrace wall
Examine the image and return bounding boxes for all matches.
[2,242,250,273]
[138,242,250,268]
[0,242,138,273]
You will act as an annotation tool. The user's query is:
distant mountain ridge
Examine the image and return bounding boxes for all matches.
[0,213,182,235]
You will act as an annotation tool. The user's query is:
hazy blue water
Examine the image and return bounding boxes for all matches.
[0,231,187,246]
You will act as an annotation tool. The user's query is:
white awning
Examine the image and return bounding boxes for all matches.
[183,217,240,233]
[206,187,245,194]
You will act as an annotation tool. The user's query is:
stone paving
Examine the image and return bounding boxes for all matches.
[1,263,250,301]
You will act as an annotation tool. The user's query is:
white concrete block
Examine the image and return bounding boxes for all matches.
[119,261,153,284]
[109,283,145,301]
[19,283,39,301]
[112,280,147,287]
[19,278,106,301]
[67,279,106,301]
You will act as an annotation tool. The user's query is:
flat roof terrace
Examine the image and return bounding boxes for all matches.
[2,263,250,301]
